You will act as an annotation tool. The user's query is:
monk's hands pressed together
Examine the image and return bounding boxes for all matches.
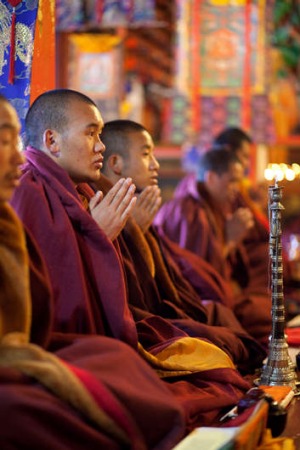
[225,207,254,255]
[90,178,137,240]
[132,186,162,233]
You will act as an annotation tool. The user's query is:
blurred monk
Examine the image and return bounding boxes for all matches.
[155,147,272,346]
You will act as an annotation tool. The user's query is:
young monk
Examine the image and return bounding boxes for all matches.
[0,94,189,449]
[93,119,266,373]
[11,89,251,432]
[155,147,272,346]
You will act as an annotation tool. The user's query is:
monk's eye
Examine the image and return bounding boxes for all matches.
[0,138,12,146]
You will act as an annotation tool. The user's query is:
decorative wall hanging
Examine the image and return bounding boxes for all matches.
[164,0,276,146]
[66,34,123,121]
[0,0,39,132]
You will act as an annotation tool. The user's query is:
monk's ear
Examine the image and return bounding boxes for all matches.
[43,129,60,157]
[107,154,123,176]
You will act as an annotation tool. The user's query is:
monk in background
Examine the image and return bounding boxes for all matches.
[213,127,270,289]
[155,148,272,347]
[0,94,188,449]
[10,89,251,432]
[93,119,266,373]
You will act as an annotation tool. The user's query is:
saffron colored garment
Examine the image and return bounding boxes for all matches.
[11,148,250,432]
[154,174,272,346]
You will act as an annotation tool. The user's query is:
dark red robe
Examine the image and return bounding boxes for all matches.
[92,176,266,373]
[154,174,272,346]
[10,148,251,434]
[0,202,185,450]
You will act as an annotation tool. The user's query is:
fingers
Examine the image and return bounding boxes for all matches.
[105,178,136,209]
[120,196,137,222]
[89,190,103,210]
[136,186,161,211]
[233,208,254,228]
[117,184,137,218]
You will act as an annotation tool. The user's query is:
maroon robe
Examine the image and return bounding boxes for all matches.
[0,338,187,450]
[10,148,250,433]
[11,147,137,348]
[154,174,272,346]
[92,176,265,373]
[0,202,185,450]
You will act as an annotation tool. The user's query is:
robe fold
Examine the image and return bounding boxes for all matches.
[0,202,186,450]
[93,176,265,372]
[154,174,272,346]
[10,148,251,435]
[11,147,137,348]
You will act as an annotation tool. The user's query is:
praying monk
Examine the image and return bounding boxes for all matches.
[213,127,270,290]
[0,94,187,449]
[11,89,251,431]
[92,119,266,373]
[155,148,272,347]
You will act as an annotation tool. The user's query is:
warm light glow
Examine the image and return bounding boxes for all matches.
[264,168,274,180]
[286,168,296,181]
[264,163,300,182]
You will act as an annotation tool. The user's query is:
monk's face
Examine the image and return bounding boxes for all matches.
[209,161,244,205]
[0,102,24,202]
[236,140,251,173]
[122,130,160,192]
[54,100,105,185]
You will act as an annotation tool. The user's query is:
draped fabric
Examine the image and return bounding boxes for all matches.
[0,201,187,449]
[11,147,138,347]
[30,0,56,104]
[0,1,38,132]
[154,173,272,346]
[10,149,252,432]
[92,175,266,372]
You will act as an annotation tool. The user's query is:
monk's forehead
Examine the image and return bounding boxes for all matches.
[0,102,20,131]
[69,99,102,120]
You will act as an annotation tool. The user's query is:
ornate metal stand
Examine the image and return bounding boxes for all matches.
[259,180,296,388]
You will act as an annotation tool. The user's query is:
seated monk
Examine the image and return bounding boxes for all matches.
[0,94,188,449]
[91,119,266,373]
[213,127,270,289]
[154,148,272,347]
[10,89,251,432]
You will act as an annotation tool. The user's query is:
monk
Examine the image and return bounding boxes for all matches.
[0,94,187,449]
[93,119,266,372]
[213,127,270,289]
[11,89,251,432]
[155,147,272,346]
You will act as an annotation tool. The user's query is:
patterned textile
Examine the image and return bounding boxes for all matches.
[0,0,38,132]
[165,0,276,145]
[56,0,84,31]
[85,0,156,26]
[66,34,123,121]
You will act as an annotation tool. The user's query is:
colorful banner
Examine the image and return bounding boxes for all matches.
[165,0,275,145]
[30,0,55,104]
[199,0,267,96]
[0,0,39,132]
